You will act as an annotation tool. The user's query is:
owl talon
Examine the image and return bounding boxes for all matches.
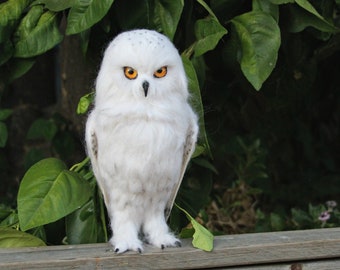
[175,241,181,247]
[161,244,165,250]
[114,248,119,253]
[138,248,142,254]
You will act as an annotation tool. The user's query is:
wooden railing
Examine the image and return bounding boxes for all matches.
[0,227,339,269]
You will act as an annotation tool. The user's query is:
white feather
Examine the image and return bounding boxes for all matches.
[85,29,198,253]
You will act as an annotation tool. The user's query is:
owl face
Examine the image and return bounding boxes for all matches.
[95,30,188,107]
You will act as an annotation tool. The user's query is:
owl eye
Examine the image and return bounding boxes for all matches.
[124,67,138,79]
[153,66,167,78]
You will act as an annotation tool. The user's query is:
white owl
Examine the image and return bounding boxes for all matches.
[85,29,198,253]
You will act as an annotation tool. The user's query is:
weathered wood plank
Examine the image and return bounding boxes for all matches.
[0,228,339,269]
[220,259,340,270]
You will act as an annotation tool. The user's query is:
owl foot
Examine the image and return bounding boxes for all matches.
[148,233,181,250]
[110,237,143,254]
[161,241,181,250]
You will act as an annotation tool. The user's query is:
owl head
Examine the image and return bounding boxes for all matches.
[94,29,189,108]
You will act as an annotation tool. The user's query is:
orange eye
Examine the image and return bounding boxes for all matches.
[153,66,167,78]
[124,67,138,79]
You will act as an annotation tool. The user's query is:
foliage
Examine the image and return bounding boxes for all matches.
[0,0,340,249]
[176,203,214,252]
[256,201,340,232]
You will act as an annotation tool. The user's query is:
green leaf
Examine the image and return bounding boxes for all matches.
[0,206,13,221]
[179,227,195,238]
[196,0,218,20]
[191,145,205,158]
[0,211,19,227]
[0,0,31,43]
[295,0,326,21]
[175,203,214,251]
[0,109,13,121]
[66,198,103,244]
[13,5,44,42]
[77,92,94,114]
[269,0,294,3]
[181,56,212,158]
[18,158,92,231]
[0,227,46,248]
[192,158,218,174]
[194,16,227,57]
[0,122,8,148]
[287,4,338,33]
[14,9,63,57]
[154,0,184,40]
[253,0,279,22]
[0,58,36,84]
[26,118,58,141]
[32,0,76,11]
[231,11,281,90]
[291,208,313,228]
[66,0,114,35]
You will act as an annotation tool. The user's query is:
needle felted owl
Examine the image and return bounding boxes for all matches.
[85,29,198,253]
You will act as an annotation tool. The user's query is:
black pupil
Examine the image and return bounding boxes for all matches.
[157,69,162,73]
[128,69,134,74]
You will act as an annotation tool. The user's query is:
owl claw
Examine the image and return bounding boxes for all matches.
[111,236,143,254]
[149,234,182,250]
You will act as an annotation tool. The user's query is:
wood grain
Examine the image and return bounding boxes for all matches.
[0,228,339,269]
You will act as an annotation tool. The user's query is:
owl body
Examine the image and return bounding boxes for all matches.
[85,30,198,253]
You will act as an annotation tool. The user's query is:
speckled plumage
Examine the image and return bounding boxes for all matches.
[85,29,198,253]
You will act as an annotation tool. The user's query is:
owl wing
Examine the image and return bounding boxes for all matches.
[85,113,109,206]
[165,122,198,220]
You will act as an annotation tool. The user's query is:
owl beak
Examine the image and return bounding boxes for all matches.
[142,81,149,97]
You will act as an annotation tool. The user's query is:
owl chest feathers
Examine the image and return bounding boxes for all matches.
[88,101,191,199]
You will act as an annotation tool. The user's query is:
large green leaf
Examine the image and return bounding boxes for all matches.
[32,0,76,11]
[154,0,184,40]
[182,56,211,158]
[66,0,114,35]
[14,8,63,57]
[194,16,227,57]
[0,0,31,43]
[231,11,281,90]
[66,199,101,244]
[18,158,92,231]
[0,227,46,248]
